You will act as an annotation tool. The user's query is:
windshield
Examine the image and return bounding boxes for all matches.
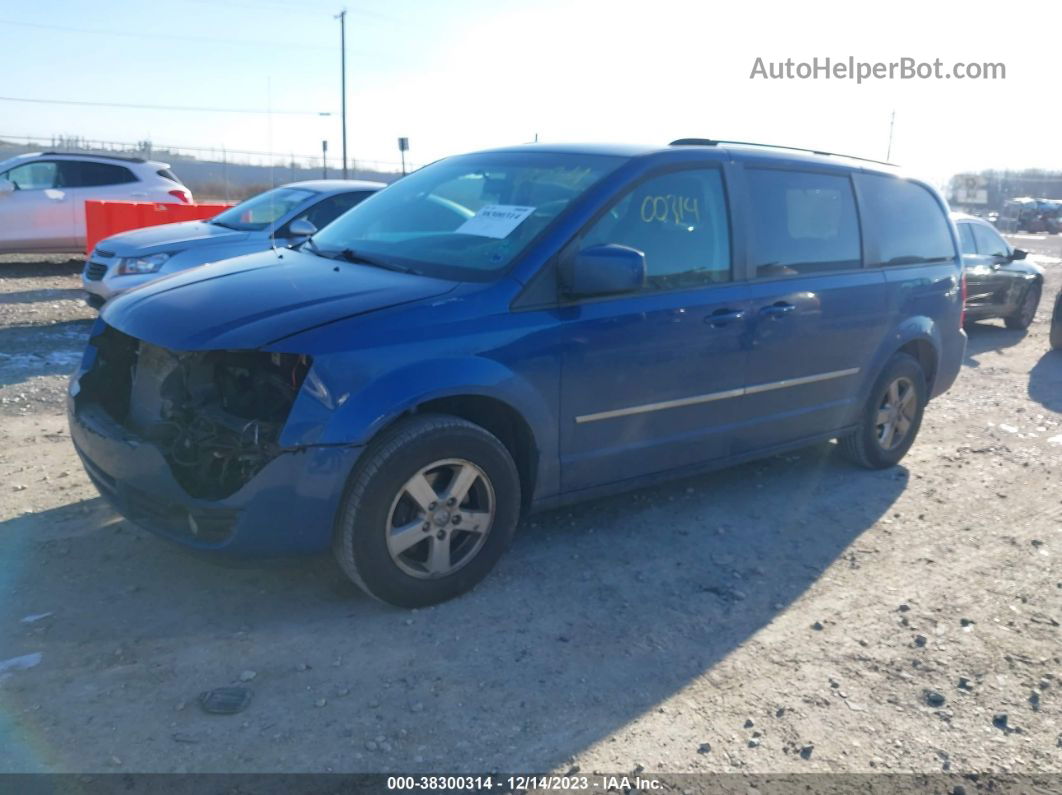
[310,152,624,280]
[211,187,315,231]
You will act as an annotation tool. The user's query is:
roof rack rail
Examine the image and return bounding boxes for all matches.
[668,138,896,167]
[42,151,147,164]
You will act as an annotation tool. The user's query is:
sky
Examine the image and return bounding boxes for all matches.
[3,0,1061,186]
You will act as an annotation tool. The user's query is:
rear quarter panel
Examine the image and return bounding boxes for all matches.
[861,262,965,403]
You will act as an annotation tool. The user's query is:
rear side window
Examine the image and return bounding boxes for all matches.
[958,222,977,254]
[156,168,180,183]
[60,161,138,188]
[746,169,861,277]
[857,174,956,265]
[971,223,1009,258]
[580,168,731,290]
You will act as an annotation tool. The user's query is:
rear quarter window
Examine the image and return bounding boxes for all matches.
[60,161,138,188]
[856,174,956,265]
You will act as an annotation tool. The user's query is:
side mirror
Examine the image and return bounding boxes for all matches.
[0,178,14,196]
[562,244,646,298]
[286,218,317,239]
[1010,248,1027,261]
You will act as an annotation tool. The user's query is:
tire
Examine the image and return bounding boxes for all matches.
[839,353,927,469]
[332,413,521,608]
[1051,292,1062,351]
[1004,282,1041,330]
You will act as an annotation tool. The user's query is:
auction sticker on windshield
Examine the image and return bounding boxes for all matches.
[455,205,536,238]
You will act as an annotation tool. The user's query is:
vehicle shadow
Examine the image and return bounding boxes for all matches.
[1027,348,1062,412]
[0,320,92,387]
[0,441,906,773]
[0,258,84,278]
[962,321,1027,367]
[0,288,87,306]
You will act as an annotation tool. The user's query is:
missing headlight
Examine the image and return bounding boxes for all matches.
[79,325,311,499]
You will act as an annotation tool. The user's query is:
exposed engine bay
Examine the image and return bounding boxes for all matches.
[78,325,310,499]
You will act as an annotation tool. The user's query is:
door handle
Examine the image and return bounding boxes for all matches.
[759,302,795,318]
[705,308,746,327]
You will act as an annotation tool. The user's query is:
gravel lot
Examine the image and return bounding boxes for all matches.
[0,243,1059,776]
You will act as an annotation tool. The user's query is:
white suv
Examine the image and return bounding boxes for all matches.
[0,152,193,254]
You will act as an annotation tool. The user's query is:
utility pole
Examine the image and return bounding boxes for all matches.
[222,147,229,203]
[886,110,896,162]
[322,140,328,179]
[336,9,348,179]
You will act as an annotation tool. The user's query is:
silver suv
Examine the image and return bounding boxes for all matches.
[0,152,192,254]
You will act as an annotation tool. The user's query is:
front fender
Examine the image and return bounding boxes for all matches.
[326,356,553,446]
[279,355,559,498]
[1004,260,1045,280]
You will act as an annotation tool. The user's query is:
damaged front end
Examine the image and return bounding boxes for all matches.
[76,324,311,500]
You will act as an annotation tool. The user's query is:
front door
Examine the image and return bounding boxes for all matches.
[0,160,76,251]
[968,221,1019,315]
[558,167,748,493]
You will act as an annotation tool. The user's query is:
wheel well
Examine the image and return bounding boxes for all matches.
[414,395,538,512]
[898,339,937,393]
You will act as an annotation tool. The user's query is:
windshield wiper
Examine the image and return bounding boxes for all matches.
[332,248,419,275]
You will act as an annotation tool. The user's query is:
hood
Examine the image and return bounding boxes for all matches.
[102,248,457,351]
[98,221,249,254]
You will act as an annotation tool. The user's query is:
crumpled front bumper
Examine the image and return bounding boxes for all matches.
[68,395,362,557]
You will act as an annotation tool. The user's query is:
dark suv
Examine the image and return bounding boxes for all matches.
[68,140,966,607]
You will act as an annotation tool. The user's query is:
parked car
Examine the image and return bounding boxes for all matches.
[998,197,1062,235]
[68,141,966,607]
[0,152,192,254]
[82,179,384,308]
[952,212,1043,329]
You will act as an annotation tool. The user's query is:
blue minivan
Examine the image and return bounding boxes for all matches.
[68,140,966,607]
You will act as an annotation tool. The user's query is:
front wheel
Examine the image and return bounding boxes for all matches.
[839,353,927,469]
[333,414,521,608]
[1004,282,1041,330]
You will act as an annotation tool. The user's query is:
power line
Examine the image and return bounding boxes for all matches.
[0,17,380,53]
[0,96,332,117]
[177,0,400,23]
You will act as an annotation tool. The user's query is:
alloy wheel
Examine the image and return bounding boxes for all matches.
[875,376,917,450]
[385,458,495,579]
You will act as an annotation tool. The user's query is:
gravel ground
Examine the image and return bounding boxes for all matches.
[0,244,1059,776]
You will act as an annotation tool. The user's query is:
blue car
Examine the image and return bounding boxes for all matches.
[68,140,966,607]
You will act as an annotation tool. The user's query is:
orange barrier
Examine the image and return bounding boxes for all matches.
[85,200,234,254]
